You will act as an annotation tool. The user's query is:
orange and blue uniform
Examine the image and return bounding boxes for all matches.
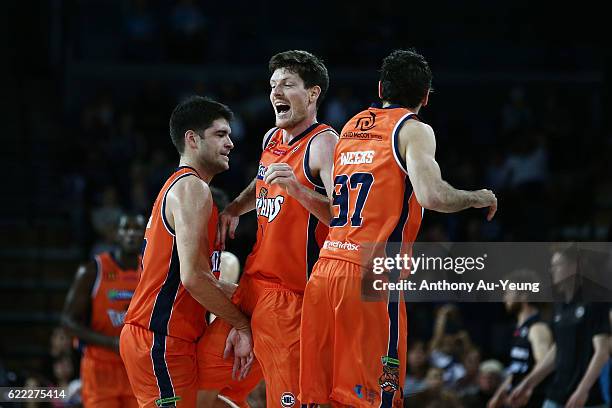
[81,252,139,408]
[300,105,423,407]
[121,166,220,408]
[197,123,334,407]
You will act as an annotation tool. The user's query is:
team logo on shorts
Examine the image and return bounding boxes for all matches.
[379,356,400,393]
[280,392,296,407]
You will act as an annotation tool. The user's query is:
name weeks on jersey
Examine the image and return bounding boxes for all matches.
[340,150,375,165]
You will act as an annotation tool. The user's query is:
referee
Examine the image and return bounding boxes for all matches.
[509,245,610,408]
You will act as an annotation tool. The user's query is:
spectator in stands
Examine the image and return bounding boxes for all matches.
[455,347,482,397]
[123,0,160,61]
[404,339,430,397]
[168,0,207,63]
[461,360,504,408]
[430,304,473,387]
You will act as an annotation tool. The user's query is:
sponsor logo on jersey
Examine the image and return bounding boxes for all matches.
[256,187,285,222]
[107,289,134,301]
[354,384,377,405]
[323,240,360,251]
[257,163,266,180]
[107,309,127,327]
[280,392,295,407]
[340,150,375,165]
[355,111,377,131]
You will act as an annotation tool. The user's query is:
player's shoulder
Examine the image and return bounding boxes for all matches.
[167,174,211,206]
[400,118,434,136]
[75,260,98,282]
[262,127,279,149]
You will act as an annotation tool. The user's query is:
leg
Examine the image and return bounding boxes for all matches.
[120,324,198,407]
[196,286,264,407]
[299,260,335,406]
[327,261,406,408]
[251,287,303,408]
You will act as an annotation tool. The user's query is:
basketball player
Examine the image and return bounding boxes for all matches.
[487,270,553,408]
[509,245,610,408]
[197,50,338,408]
[62,214,145,407]
[120,96,253,408]
[299,49,497,408]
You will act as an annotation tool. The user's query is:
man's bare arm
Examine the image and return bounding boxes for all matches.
[566,334,610,407]
[401,121,497,220]
[528,322,553,363]
[264,130,337,225]
[166,177,249,330]
[61,263,119,352]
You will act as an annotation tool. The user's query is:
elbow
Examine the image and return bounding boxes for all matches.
[180,272,199,293]
[416,190,442,210]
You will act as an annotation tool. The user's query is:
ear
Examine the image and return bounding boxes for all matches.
[378,81,383,99]
[309,86,321,105]
[422,89,431,107]
[184,130,200,150]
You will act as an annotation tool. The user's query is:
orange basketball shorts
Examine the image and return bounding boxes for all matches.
[80,354,138,408]
[299,258,407,408]
[198,275,303,408]
[120,324,197,407]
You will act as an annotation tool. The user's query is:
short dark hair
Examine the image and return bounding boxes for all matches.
[269,50,329,108]
[169,96,233,154]
[380,49,432,109]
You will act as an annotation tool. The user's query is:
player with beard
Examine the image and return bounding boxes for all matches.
[197,50,338,408]
[121,97,253,408]
[488,270,553,408]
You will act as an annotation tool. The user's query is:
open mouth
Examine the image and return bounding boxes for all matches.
[275,102,291,115]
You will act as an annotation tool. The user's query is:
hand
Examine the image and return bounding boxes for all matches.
[471,189,497,221]
[223,327,254,381]
[508,381,533,408]
[263,163,300,196]
[565,387,588,408]
[216,206,240,250]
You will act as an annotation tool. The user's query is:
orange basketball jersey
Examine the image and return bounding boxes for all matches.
[84,252,139,363]
[243,123,335,293]
[125,166,220,342]
[319,105,424,266]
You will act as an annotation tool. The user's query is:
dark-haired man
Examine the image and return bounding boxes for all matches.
[120,96,253,408]
[488,270,553,408]
[62,213,145,408]
[510,246,610,408]
[299,49,497,408]
[197,50,338,407]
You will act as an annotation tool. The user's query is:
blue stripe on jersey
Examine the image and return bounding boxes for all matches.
[303,133,325,189]
[151,332,176,406]
[161,173,198,235]
[149,240,181,335]
[380,176,412,407]
[306,186,326,280]
[392,114,416,173]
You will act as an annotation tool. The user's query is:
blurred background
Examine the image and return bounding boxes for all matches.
[2,0,611,406]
